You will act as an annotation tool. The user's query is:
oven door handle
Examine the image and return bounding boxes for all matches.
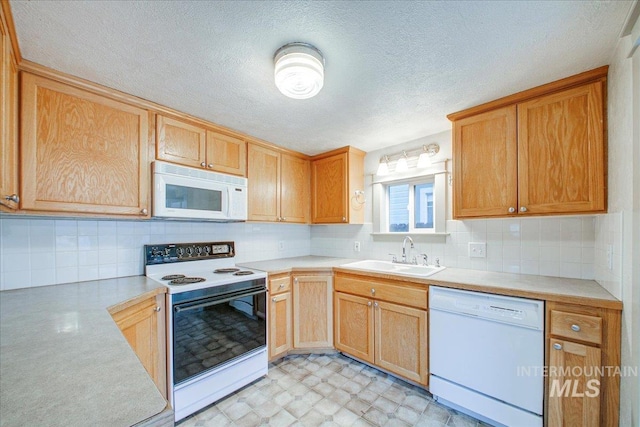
[174,289,266,313]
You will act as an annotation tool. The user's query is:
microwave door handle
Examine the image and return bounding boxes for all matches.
[226,186,232,217]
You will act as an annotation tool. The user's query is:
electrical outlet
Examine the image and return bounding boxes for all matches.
[354,241,361,252]
[278,241,285,251]
[468,242,486,258]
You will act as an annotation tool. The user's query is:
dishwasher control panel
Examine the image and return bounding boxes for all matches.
[430,286,544,329]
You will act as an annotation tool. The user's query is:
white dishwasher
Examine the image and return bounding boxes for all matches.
[429,286,544,427]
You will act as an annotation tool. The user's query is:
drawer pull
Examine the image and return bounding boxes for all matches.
[571,324,581,332]
[371,288,375,295]
[367,301,372,307]
[553,343,562,351]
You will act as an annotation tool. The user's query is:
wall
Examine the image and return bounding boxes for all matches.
[0,216,310,291]
[314,131,597,280]
[601,4,640,425]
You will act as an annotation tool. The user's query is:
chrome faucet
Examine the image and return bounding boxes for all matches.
[401,236,415,264]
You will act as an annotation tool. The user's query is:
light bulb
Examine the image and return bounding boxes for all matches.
[396,152,408,172]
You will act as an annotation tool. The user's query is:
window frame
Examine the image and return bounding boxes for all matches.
[372,160,448,235]
[386,177,435,233]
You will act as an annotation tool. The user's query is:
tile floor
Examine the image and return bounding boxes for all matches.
[177,353,486,427]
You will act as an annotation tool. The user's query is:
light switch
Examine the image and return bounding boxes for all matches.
[469,242,486,258]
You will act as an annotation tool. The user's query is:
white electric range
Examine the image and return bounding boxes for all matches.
[144,241,268,422]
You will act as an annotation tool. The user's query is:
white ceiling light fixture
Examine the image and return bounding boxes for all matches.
[396,151,409,172]
[274,42,325,99]
[417,143,440,168]
[376,155,390,176]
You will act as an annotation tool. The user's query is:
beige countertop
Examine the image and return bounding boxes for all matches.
[242,256,622,310]
[0,276,171,427]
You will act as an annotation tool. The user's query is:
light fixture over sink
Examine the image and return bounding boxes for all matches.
[274,42,325,99]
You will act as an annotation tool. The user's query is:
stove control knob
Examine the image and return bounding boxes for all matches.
[195,246,202,256]
[176,247,185,257]
[185,247,193,257]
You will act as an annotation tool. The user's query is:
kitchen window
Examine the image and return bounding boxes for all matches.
[372,161,448,235]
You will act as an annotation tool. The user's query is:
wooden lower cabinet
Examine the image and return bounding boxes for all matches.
[334,292,374,363]
[545,301,620,427]
[269,291,292,360]
[374,300,428,385]
[548,339,601,427]
[109,293,167,398]
[293,274,333,349]
[334,273,429,386]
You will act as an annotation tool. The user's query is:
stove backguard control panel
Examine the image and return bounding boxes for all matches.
[145,242,235,265]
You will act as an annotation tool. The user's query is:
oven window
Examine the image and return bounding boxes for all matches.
[172,290,266,385]
[166,184,222,212]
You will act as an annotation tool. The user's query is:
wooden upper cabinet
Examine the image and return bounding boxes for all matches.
[20,72,150,217]
[247,143,280,221]
[247,142,310,223]
[280,153,310,223]
[0,6,18,210]
[206,130,246,176]
[518,82,605,214]
[453,106,517,218]
[311,146,365,224]
[156,115,247,176]
[449,66,607,219]
[156,115,206,168]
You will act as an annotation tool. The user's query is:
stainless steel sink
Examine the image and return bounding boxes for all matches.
[340,259,445,278]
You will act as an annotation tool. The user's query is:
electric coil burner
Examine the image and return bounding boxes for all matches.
[144,241,267,422]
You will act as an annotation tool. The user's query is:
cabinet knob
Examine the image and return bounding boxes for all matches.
[281,217,286,222]
[201,162,206,167]
[294,278,298,285]
[342,217,347,222]
[553,343,562,350]
[208,163,214,168]
[272,297,277,302]
[154,306,161,312]
[508,207,516,213]
[4,194,19,204]
[374,302,379,308]
[371,288,375,295]
[140,208,148,215]
[367,301,372,307]
[571,324,581,332]
[520,206,528,212]
[279,283,285,288]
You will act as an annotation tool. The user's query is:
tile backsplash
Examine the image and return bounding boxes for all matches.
[311,216,596,280]
[0,217,310,291]
[1,215,598,291]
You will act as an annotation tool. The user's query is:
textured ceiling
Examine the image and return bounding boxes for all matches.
[9,0,634,155]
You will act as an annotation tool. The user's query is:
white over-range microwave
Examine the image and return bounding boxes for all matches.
[152,161,248,221]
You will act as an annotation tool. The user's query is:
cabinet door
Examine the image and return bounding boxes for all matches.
[293,275,332,349]
[453,105,518,218]
[334,292,374,363]
[548,339,601,427]
[0,16,18,210]
[269,291,292,360]
[374,300,428,385]
[21,73,150,216]
[156,115,206,168]
[111,294,166,398]
[247,143,280,221]
[280,154,310,223]
[518,82,605,214]
[206,130,246,176]
[311,152,348,223]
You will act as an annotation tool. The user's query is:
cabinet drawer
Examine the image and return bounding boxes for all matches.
[269,276,291,295]
[550,310,602,345]
[335,276,427,309]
